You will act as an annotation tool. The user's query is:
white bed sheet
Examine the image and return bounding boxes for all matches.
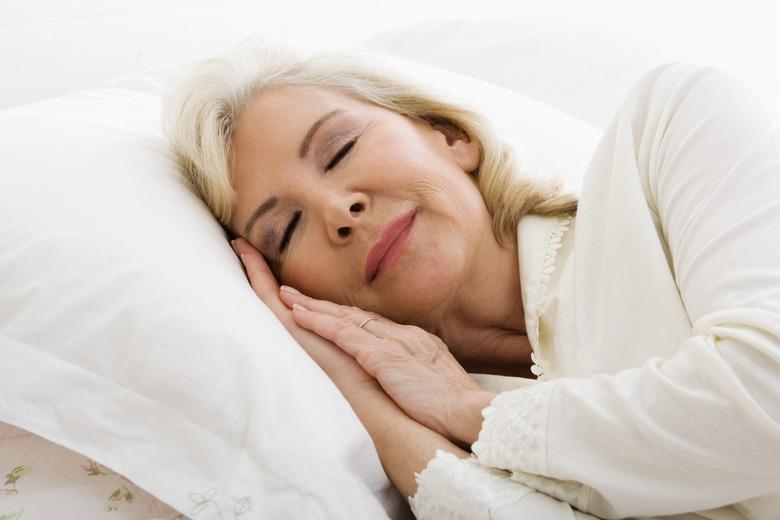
[0,421,183,519]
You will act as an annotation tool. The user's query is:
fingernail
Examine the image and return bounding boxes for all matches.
[292,303,308,312]
[280,285,300,294]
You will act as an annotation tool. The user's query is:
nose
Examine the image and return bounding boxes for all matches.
[325,195,368,243]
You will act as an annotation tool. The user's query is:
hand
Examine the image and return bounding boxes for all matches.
[276,286,496,445]
[230,237,378,399]
[231,238,474,498]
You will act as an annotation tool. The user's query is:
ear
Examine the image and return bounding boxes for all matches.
[431,120,481,174]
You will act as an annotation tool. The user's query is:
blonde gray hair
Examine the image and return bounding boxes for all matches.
[163,37,577,248]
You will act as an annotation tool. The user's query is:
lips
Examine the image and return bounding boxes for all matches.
[365,208,417,283]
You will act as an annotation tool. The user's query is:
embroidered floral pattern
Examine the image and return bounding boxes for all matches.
[78,457,195,517]
[80,459,108,477]
[0,422,193,519]
[2,466,31,495]
[1,465,30,519]
[187,487,251,519]
[1,451,250,520]
[81,458,142,513]
[106,486,135,512]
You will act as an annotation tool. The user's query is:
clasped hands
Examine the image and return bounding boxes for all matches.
[231,237,496,447]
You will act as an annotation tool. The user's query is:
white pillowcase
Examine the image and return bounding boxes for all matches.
[0,37,600,518]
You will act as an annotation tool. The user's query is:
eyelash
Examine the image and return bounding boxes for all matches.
[279,137,358,257]
[279,211,301,254]
[325,138,357,171]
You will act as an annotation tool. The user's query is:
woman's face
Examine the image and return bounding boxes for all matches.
[228,85,488,327]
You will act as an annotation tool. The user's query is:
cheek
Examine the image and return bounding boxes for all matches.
[281,249,345,302]
[416,222,470,279]
[369,132,432,177]
[388,215,468,301]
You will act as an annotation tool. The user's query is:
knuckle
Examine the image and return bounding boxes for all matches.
[341,306,363,320]
[405,325,428,338]
[353,308,379,321]
[401,324,426,341]
[400,327,446,359]
[354,349,374,370]
[333,319,356,341]
[335,305,352,316]
[395,336,421,356]
[404,324,428,339]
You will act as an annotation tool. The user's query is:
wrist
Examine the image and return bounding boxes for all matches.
[344,380,393,416]
[447,389,497,446]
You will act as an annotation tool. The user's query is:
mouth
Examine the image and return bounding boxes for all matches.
[365,208,417,284]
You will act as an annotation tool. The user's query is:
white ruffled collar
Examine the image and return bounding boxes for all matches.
[517,214,574,380]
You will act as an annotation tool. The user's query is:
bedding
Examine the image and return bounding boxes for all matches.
[0,420,180,519]
[0,36,600,518]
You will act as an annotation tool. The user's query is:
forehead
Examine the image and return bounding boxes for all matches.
[230,86,375,172]
[233,86,369,143]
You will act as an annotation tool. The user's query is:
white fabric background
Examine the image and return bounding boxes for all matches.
[1,2,777,518]
[1,0,779,122]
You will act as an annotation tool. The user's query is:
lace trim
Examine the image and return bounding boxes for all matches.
[529,216,572,381]
[471,382,557,477]
[408,450,534,520]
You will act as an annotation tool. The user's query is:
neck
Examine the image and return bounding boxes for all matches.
[433,229,534,378]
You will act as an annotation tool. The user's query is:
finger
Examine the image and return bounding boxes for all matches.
[279,288,397,338]
[230,239,297,326]
[278,286,352,314]
[232,238,279,299]
[290,304,380,364]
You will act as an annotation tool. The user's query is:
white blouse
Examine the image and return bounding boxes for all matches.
[409,61,780,519]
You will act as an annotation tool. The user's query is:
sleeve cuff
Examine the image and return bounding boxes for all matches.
[409,449,534,520]
[508,469,591,513]
[471,380,559,476]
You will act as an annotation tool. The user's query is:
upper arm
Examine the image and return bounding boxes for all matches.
[625,62,780,323]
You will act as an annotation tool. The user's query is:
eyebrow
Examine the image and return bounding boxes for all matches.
[243,196,278,236]
[299,109,343,159]
[242,108,344,238]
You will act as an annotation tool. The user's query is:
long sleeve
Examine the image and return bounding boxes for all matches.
[472,62,780,518]
[409,449,600,519]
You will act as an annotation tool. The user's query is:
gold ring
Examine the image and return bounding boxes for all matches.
[358,317,377,329]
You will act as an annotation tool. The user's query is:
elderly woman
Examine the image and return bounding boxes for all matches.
[164,39,780,519]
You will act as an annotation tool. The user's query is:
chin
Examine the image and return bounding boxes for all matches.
[380,256,457,325]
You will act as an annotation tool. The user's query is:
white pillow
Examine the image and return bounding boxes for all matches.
[0,37,600,518]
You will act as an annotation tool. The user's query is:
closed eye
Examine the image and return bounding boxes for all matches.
[279,136,359,260]
[279,210,301,255]
[325,138,357,171]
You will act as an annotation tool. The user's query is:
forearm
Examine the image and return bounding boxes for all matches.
[349,384,470,500]
[448,389,497,445]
